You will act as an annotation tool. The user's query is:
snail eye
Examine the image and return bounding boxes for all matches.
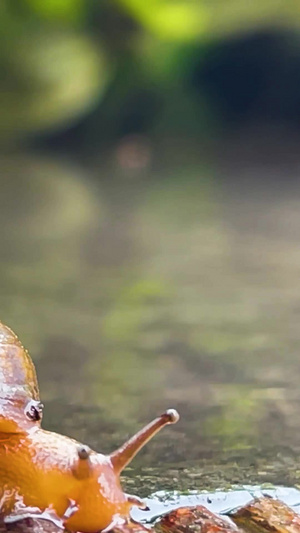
[25,400,44,422]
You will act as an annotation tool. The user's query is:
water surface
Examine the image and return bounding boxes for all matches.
[1,137,300,496]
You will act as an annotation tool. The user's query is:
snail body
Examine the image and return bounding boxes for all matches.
[0,322,179,532]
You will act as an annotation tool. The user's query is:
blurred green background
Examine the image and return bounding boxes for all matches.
[2,0,300,494]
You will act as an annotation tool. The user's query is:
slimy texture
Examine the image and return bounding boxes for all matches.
[0,322,179,532]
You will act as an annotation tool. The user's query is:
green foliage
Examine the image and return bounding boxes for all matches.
[1,32,107,137]
[25,0,86,24]
[1,0,299,142]
[115,0,300,42]
[0,1,108,140]
[116,0,209,42]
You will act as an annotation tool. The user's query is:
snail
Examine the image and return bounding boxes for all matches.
[0,322,179,532]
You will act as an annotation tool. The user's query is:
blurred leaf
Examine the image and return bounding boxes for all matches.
[116,0,209,41]
[0,1,109,140]
[0,30,109,139]
[115,0,300,42]
[25,0,86,24]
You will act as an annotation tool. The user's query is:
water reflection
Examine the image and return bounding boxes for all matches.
[1,150,300,495]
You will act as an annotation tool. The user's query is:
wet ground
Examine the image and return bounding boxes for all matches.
[2,127,300,497]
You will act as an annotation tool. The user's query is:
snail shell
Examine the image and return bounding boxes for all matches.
[0,322,41,432]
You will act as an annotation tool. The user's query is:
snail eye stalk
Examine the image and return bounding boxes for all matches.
[110,409,179,474]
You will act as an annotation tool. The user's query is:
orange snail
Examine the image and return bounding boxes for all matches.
[0,322,179,532]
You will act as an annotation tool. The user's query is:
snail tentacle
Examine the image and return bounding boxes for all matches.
[110,410,180,474]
